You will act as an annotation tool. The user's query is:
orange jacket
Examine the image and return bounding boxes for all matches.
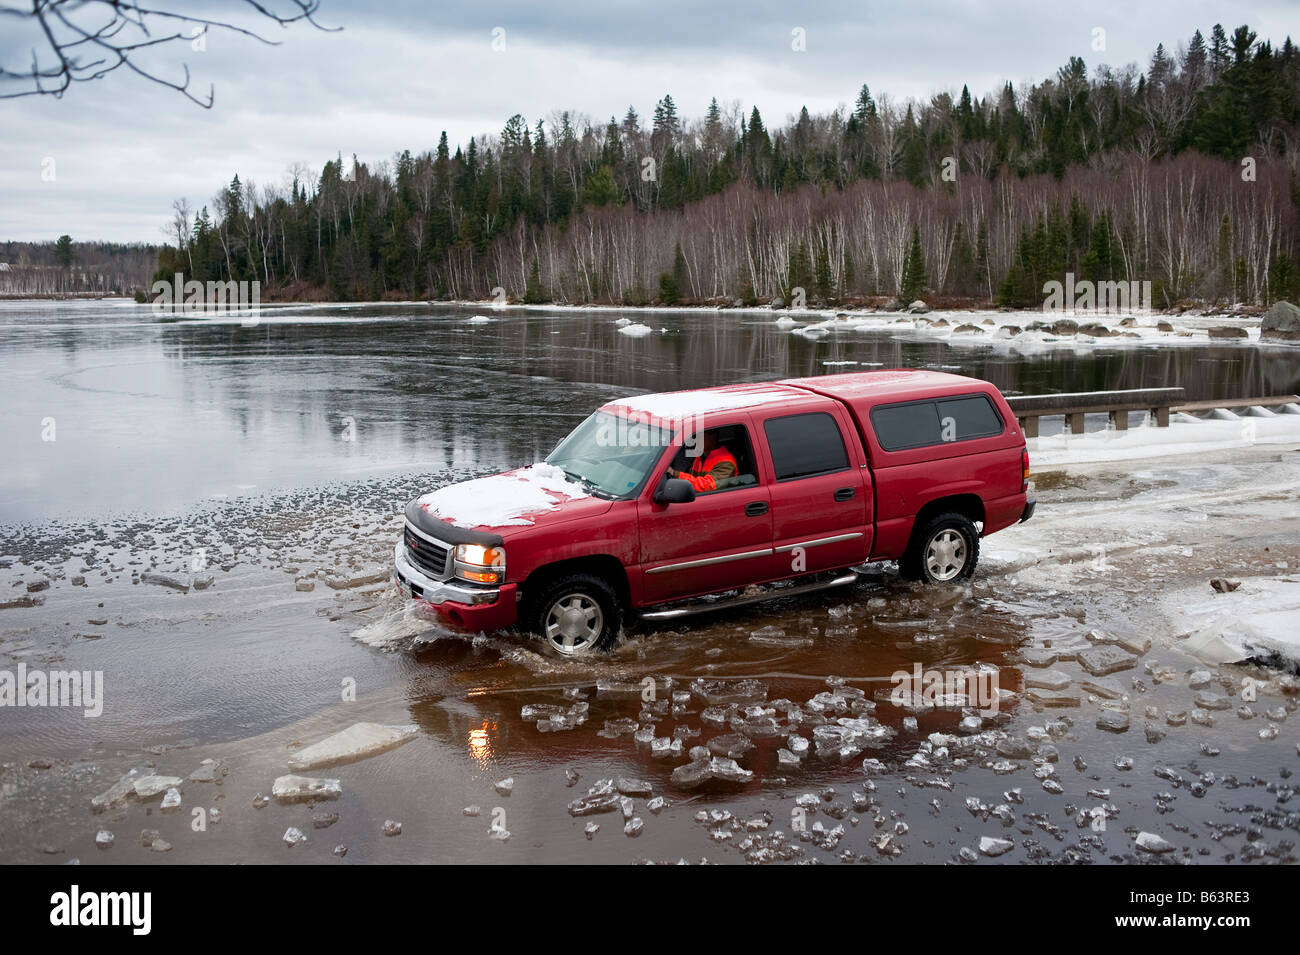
[677,446,738,492]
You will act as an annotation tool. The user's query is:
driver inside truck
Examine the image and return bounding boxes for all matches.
[666,428,737,493]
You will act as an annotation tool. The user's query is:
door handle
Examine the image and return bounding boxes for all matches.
[744,501,769,517]
[833,487,855,502]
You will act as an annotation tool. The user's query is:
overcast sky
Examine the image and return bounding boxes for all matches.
[1,0,1294,243]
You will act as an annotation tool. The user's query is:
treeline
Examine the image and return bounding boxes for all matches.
[159,22,1300,308]
[1,238,158,295]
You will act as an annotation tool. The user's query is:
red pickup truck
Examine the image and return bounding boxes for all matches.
[394,370,1034,655]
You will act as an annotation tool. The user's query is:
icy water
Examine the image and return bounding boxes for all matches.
[1,299,1296,521]
[1,300,1297,864]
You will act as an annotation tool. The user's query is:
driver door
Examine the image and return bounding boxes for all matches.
[636,417,774,604]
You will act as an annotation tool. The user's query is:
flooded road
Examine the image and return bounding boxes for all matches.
[1,300,1297,864]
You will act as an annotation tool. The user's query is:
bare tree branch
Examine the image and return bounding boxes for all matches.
[0,0,338,107]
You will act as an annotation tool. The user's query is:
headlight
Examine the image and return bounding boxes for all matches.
[454,544,506,584]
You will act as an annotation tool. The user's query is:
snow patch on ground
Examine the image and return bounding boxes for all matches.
[1160,577,1300,666]
[415,462,588,528]
[1029,410,1300,467]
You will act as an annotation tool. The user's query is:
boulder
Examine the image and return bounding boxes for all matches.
[1262,301,1300,342]
[1208,325,1248,339]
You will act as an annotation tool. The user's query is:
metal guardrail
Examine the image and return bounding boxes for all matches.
[1003,388,1300,437]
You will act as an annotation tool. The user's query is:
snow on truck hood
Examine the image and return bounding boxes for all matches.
[415,463,602,530]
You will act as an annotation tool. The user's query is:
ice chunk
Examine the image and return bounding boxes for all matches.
[670,756,754,789]
[597,717,640,738]
[691,678,768,705]
[187,758,224,783]
[494,777,514,796]
[1096,711,1130,733]
[978,836,1014,857]
[1078,646,1138,677]
[381,820,402,836]
[1135,831,1175,854]
[91,766,148,812]
[1024,670,1071,691]
[132,775,183,799]
[160,787,182,812]
[707,733,756,759]
[283,827,306,847]
[617,777,653,797]
[287,722,418,770]
[271,774,342,804]
[567,792,621,816]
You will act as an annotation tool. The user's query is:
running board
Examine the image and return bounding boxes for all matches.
[639,571,860,621]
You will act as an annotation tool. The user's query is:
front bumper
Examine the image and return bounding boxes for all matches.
[1019,499,1037,523]
[393,540,518,631]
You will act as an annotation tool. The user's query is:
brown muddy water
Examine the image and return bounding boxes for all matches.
[0,301,1297,864]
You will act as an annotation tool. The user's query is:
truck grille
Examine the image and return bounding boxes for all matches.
[404,525,451,580]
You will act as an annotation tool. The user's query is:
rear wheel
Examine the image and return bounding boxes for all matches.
[900,512,979,584]
[525,573,622,656]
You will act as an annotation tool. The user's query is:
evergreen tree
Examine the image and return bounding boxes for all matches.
[899,225,927,302]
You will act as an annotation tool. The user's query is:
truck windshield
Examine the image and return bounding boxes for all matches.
[546,410,672,499]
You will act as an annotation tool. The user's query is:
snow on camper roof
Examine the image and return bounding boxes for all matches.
[604,385,801,421]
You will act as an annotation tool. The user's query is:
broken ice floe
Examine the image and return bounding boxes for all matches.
[271,774,342,804]
[287,722,418,771]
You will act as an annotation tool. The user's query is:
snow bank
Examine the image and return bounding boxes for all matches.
[1161,577,1300,666]
[1029,408,1300,467]
[416,462,588,528]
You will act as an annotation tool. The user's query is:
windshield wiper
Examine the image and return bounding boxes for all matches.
[560,468,614,500]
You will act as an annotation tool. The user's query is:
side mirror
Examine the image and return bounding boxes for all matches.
[654,477,696,504]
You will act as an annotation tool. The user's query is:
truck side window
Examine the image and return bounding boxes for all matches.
[871,394,1004,451]
[764,412,849,481]
[870,402,942,450]
[936,395,1004,441]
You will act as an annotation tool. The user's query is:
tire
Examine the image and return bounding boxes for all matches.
[899,512,979,584]
[524,572,622,656]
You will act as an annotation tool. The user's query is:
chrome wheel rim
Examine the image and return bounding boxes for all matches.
[544,593,604,654]
[925,529,967,581]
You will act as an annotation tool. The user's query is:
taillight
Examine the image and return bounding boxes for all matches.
[1022,447,1030,491]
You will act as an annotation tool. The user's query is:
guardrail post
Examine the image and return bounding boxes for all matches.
[1109,410,1128,431]
[1151,406,1170,427]
[1019,416,1039,438]
[1066,412,1085,435]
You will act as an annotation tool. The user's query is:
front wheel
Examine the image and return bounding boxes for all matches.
[900,512,979,584]
[525,573,622,656]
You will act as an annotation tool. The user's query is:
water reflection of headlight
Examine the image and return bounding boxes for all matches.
[468,720,496,762]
